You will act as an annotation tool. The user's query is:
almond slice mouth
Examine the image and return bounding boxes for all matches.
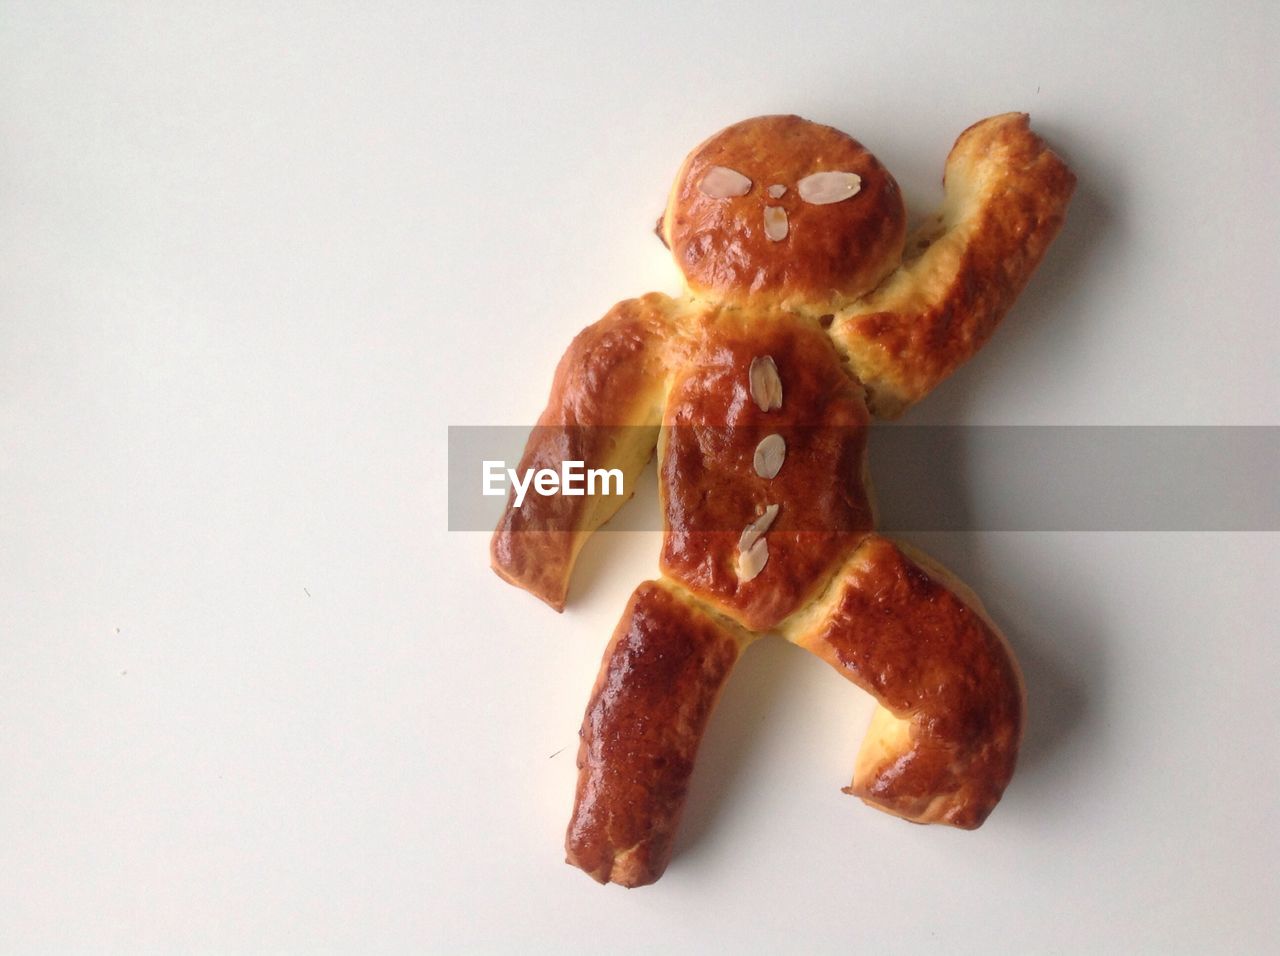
[699,165,752,198]
[753,433,786,479]
[748,356,783,412]
[796,171,862,205]
[763,205,789,241]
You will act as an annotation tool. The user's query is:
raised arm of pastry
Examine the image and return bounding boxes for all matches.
[490,293,677,611]
[827,113,1076,418]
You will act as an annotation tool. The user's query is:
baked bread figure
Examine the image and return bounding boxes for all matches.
[492,114,1075,886]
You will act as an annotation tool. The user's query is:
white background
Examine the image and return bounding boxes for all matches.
[2,2,1277,952]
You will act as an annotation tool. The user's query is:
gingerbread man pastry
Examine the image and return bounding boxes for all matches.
[492,113,1075,886]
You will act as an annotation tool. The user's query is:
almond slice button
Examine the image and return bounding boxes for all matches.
[753,434,786,480]
[736,537,769,583]
[748,356,783,412]
[738,503,780,553]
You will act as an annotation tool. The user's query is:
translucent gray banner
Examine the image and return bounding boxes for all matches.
[448,426,1278,532]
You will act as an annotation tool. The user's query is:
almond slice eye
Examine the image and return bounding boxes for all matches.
[699,165,752,198]
[796,171,862,205]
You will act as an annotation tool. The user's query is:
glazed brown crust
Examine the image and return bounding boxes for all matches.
[660,310,873,631]
[566,580,742,887]
[782,535,1025,827]
[828,112,1076,417]
[493,114,1071,884]
[490,294,675,609]
[662,115,906,311]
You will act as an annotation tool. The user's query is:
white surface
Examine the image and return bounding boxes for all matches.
[1,2,1277,952]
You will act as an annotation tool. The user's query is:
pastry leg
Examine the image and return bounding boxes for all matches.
[565,579,748,886]
[782,535,1025,827]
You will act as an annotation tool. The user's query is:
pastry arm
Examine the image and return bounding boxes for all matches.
[827,113,1076,417]
[491,293,677,610]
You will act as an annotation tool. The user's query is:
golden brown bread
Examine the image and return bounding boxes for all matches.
[828,113,1077,417]
[490,293,676,610]
[565,580,745,886]
[781,536,1025,827]
[661,114,906,311]
[490,112,1074,885]
[659,309,872,631]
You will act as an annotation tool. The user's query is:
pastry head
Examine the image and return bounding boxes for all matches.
[660,115,906,311]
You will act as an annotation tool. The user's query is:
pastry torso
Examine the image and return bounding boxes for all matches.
[660,308,873,631]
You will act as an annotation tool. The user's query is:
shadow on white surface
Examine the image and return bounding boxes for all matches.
[675,636,831,862]
[907,531,1105,809]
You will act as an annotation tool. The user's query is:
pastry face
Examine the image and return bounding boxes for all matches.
[661,115,907,309]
